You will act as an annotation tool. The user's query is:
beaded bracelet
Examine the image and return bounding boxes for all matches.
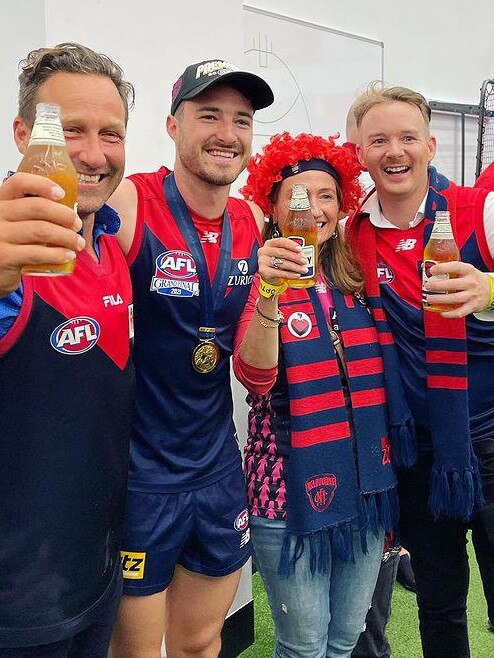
[484,273,494,311]
[255,298,284,327]
[258,276,288,299]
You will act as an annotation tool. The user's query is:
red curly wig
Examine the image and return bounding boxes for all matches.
[241,132,363,216]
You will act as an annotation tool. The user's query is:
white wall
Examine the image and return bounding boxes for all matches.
[0,0,245,174]
[249,0,494,185]
[249,0,494,105]
[0,1,46,173]
[3,1,492,178]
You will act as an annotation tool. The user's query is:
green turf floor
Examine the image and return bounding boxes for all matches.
[240,536,493,657]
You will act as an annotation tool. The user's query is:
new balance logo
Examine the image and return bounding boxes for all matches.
[395,239,417,252]
[200,231,219,243]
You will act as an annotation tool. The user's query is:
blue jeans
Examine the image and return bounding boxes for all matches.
[251,516,384,658]
[351,552,400,658]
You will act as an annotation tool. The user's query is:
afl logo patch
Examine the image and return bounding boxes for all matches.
[376,261,394,284]
[157,250,196,278]
[234,509,249,532]
[50,317,100,355]
[150,250,199,297]
[287,311,312,338]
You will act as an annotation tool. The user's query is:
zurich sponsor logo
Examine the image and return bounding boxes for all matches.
[150,250,199,297]
[50,317,100,355]
[227,259,254,287]
[234,509,249,532]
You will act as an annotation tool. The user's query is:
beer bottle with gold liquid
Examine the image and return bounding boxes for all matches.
[422,210,460,312]
[281,184,318,288]
[17,102,78,276]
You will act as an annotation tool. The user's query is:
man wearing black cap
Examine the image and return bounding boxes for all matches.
[108,59,273,658]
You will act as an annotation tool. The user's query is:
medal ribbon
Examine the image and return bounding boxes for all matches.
[163,173,232,344]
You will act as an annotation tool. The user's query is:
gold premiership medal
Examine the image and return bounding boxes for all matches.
[192,340,220,374]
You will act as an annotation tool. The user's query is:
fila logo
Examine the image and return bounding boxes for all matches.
[121,551,146,579]
[395,239,417,252]
[103,294,123,307]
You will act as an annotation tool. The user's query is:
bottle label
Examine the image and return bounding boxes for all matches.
[300,244,315,279]
[287,235,315,279]
[289,197,310,211]
[29,120,65,146]
[422,259,449,303]
[431,216,454,240]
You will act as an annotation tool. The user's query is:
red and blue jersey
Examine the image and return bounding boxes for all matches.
[0,221,134,647]
[361,185,494,446]
[127,167,261,492]
[475,161,494,190]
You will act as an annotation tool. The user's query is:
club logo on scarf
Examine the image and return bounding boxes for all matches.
[305,474,338,512]
[150,250,199,297]
[287,311,312,338]
[377,261,394,284]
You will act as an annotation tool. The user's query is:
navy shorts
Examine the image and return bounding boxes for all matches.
[120,467,251,595]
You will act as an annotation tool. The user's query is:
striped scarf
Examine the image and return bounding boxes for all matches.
[348,166,485,520]
[278,283,413,574]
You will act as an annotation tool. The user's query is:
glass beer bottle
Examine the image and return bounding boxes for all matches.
[422,210,460,312]
[281,184,318,288]
[17,102,78,276]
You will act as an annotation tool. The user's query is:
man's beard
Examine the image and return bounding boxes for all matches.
[178,140,250,187]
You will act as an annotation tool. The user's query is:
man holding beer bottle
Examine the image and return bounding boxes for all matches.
[107,59,273,658]
[0,43,135,657]
[346,83,494,658]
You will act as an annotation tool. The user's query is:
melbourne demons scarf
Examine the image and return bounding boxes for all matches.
[348,166,485,520]
[278,283,412,574]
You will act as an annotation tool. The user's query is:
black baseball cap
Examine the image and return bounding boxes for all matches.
[170,59,274,115]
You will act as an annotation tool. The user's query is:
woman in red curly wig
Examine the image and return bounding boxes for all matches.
[233,132,412,658]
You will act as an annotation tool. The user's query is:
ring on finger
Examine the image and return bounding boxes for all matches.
[271,256,284,269]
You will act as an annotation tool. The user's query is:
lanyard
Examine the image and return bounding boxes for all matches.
[314,279,348,381]
[163,173,232,373]
[163,173,232,341]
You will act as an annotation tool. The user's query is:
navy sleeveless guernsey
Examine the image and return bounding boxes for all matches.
[127,167,260,492]
[0,230,134,647]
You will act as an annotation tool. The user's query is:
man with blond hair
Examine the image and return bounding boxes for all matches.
[346,83,494,658]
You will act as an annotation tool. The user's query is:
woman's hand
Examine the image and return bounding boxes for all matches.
[258,237,308,284]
